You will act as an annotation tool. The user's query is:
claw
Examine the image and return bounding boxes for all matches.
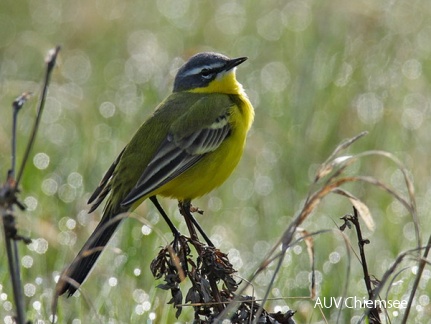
[189,204,204,215]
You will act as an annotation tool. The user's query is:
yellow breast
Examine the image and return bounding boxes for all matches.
[156,92,253,200]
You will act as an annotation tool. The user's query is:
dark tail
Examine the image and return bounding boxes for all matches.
[57,205,126,297]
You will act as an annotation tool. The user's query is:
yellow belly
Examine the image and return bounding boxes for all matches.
[154,95,253,200]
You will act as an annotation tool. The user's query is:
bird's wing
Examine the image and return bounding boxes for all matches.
[121,96,233,207]
[87,147,125,213]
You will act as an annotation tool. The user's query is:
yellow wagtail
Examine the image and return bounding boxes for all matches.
[57,52,254,296]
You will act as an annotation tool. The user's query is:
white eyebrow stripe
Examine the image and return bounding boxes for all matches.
[181,62,225,77]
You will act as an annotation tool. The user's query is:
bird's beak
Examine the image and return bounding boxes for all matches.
[224,57,248,71]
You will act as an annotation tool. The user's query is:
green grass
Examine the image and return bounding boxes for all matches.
[1,0,431,322]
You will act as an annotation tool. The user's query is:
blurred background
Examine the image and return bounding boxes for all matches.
[1,0,431,322]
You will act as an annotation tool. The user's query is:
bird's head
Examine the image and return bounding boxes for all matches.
[173,52,247,94]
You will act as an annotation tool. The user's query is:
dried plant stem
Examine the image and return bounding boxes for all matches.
[15,46,60,187]
[1,46,60,324]
[401,233,431,323]
[342,208,381,323]
[2,212,26,324]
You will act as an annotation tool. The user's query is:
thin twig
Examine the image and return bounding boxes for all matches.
[1,46,60,324]
[11,93,31,178]
[341,207,381,323]
[401,233,431,323]
[2,211,26,324]
[15,46,61,187]
[1,93,32,324]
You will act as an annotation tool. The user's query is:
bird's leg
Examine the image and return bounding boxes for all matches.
[150,196,181,249]
[178,200,214,247]
[187,201,214,247]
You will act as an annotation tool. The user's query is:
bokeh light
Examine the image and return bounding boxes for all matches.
[1,0,431,322]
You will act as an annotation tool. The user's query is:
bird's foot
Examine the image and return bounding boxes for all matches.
[189,204,204,215]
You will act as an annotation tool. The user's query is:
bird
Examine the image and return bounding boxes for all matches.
[57,51,254,297]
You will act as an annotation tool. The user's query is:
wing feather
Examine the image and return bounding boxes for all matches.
[87,148,126,213]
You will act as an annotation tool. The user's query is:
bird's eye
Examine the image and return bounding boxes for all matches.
[201,68,213,79]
